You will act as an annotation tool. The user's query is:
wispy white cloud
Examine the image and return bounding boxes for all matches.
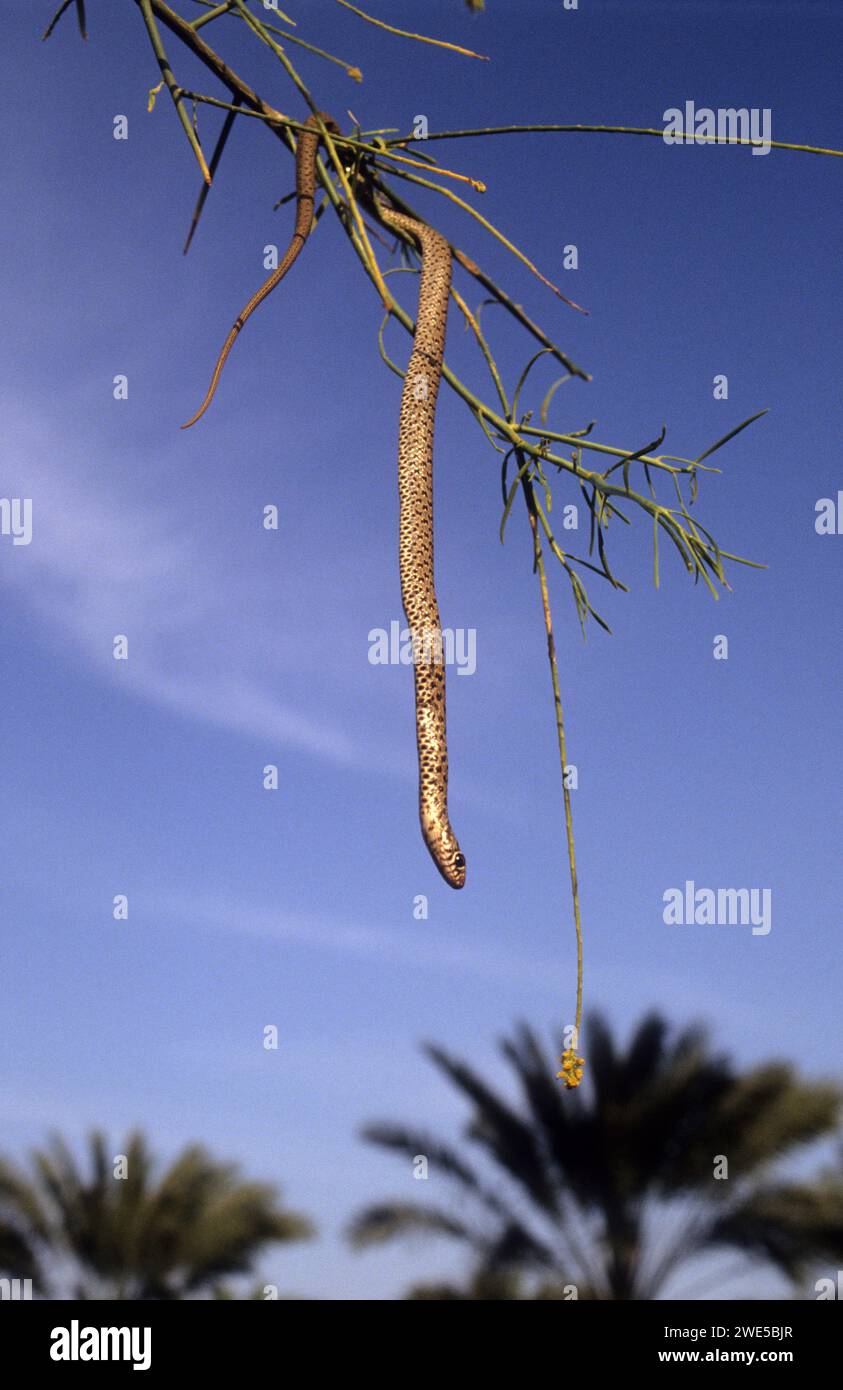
[0,406,369,766]
[151,890,561,990]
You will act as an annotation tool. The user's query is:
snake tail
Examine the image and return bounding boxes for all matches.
[182,112,338,429]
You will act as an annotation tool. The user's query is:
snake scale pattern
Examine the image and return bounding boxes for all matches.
[181,113,465,887]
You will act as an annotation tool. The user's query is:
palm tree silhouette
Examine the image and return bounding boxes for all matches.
[0,1130,312,1299]
[349,1013,843,1299]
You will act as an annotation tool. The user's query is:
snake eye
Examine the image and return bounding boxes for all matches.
[454,854,466,870]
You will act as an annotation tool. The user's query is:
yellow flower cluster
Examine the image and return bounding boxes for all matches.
[556,1047,585,1089]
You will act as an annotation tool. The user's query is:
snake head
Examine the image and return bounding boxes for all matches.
[423,818,467,890]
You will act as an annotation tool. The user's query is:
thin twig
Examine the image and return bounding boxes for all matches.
[523,469,584,1079]
[387,122,843,159]
[41,0,87,41]
[189,2,236,33]
[139,0,211,183]
[335,0,489,61]
[200,0,363,78]
[182,95,241,253]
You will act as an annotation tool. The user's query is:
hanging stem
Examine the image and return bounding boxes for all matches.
[521,465,585,1088]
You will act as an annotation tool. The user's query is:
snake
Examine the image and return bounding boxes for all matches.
[180,112,466,888]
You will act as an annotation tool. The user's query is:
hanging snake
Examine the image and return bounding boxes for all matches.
[181,114,466,889]
[374,197,466,889]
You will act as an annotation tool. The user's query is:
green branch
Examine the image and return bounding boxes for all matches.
[386,123,843,160]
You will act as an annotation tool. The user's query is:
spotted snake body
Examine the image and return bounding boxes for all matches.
[375,200,466,889]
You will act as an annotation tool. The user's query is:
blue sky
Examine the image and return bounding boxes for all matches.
[1,0,841,1299]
